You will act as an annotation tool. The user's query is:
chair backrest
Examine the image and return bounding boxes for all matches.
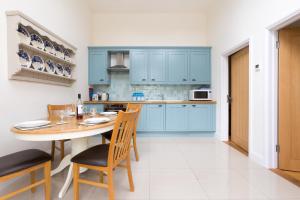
[126,103,142,129]
[108,110,139,168]
[47,104,75,117]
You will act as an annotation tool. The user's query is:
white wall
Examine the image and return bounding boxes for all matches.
[0,0,91,157]
[207,0,300,166]
[91,13,208,46]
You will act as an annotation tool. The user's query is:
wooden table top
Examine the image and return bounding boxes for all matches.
[11,115,116,135]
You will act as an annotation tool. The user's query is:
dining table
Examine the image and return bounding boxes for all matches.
[11,114,116,199]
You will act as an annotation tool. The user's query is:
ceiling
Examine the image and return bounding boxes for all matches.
[88,0,214,13]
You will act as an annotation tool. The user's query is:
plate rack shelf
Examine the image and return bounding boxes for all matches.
[6,11,77,87]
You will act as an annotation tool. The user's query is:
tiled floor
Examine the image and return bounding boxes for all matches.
[4,136,300,200]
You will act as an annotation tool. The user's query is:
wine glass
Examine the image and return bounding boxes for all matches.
[59,110,65,123]
[90,107,97,116]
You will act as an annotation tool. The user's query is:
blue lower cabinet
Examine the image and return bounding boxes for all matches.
[165,104,189,131]
[84,104,104,113]
[146,104,165,131]
[137,105,148,131]
[188,104,216,131]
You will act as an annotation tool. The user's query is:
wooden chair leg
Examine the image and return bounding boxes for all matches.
[107,169,115,200]
[44,161,51,200]
[73,163,79,200]
[60,141,65,161]
[126,155,134,192]
[102,136,106,144]
[99,172,104,183]
[132,131,139,161]
[51,141,55,161]
[30,171,36,193]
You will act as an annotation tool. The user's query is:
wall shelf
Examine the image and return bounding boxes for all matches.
[6,11,77,87]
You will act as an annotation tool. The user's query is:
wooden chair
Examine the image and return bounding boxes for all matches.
[47,104,75,161]
[71,110,139,200]
[102,103,142,161]
[0,149,51,200]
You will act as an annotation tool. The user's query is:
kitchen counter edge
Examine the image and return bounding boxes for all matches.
[84,100,216,104]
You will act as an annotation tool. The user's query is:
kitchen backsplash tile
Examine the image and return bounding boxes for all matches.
[93,72,203,101]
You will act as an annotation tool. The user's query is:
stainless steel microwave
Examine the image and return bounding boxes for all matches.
[189,89,212,100]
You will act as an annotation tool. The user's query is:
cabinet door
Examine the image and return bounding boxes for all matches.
[130,50,148,84]
[147,104,165,131]
[189,49,211,84]
[84,104,104,113]
[188,104,215,131]
[137,105,148,131]
[88,50,109,84]
[166,50,188,83]
[165,104,188,131]
[149,50,166,83]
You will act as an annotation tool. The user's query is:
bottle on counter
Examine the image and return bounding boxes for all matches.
[76,93,83,120]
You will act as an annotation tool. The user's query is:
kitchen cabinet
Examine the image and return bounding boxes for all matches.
[165,104,189,131]
[88,49,110,85]
[188,104,216,131]
[130,50,148,84]
[189,49,211,84]
[137,104,165,131]
[146,104,165,131]
[84,104,104,113]
[148,50,166,83]
[166,50,189,83]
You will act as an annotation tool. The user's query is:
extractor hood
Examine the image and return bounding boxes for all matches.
[108,51,129,72]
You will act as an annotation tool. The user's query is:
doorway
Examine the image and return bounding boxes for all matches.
[229,46,250,153]
[278,26,300,172]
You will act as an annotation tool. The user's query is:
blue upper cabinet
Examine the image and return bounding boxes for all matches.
[88,49,109,85]
[148,50,166,83]
[189,49,211,84]
[166,50,189,83]
[130,50,148,84]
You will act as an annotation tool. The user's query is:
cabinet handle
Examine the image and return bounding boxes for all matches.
[192,105,196,107]
[142,78,146,81]
[158,105,162,107]
[152,79,156,81]
[182,78,187,82]
[100,79,104,81]
[192,79,196,81]
[182,105,186,107]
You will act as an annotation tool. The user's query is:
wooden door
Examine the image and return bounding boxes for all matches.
[278,28,300,171]
[230,47,249,152]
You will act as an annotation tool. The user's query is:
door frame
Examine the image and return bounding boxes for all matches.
[266,9,300,168]
[219,39,254,158]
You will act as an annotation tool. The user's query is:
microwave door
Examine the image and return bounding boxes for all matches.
[195,91,208,99]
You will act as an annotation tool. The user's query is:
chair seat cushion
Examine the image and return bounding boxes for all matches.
[71,144,110,167]
[0,149,51,177]
[102,130,112,141]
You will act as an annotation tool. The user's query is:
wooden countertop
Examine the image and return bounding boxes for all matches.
[84,100,216,104]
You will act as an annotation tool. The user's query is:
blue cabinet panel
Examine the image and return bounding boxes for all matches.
[188,104,215,131]
[137,105,148,131]
[165,104,188,131]
[189,49,211,84]
[148,50,166,83]
[130,50,148,84]
[147,104,165,131]
[166,50,188,83]
[85,104,104,113]
[88,50,109,85]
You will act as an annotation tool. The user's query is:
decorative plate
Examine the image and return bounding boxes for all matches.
[44,40,55,55]
[53,43,64,59]
[45,59,56,74]
[17,24,30,45]
[17,49,31,68]
[55,63,64,76]
[30,33,44,50]
[63,65,72,78]
[31,55,45,71]
[64,49,72,62]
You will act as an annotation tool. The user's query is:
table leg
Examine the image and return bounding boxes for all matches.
[57,137,89,199]
[51,154,71,176]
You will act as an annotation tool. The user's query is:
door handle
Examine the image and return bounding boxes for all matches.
[227,95,232,104]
